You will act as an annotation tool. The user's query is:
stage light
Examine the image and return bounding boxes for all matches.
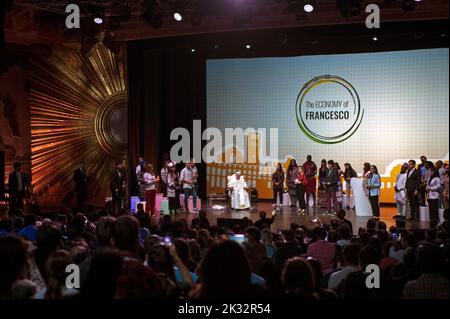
[174,12,183,21]
[372,36,378,41]
[402,0,415,11]
[191,48,196,52]
[304,0,315,13]
[245,44,251,49]
[93,5,105,25]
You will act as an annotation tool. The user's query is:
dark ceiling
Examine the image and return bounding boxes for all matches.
[3,0,449,45]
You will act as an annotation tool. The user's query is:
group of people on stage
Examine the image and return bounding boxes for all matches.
[272,154,449,221]
[277,156,368,215]
[394,156,449,224]
[135,157,199,215]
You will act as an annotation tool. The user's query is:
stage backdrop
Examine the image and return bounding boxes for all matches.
[206,48,449,203]
[29,43,128,209]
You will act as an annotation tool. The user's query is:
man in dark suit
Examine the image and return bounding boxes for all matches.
[8,162,28,213]
[73,162,88,213]
[110,161,126,213]
[324,160,339,214]
[406,159,421,220]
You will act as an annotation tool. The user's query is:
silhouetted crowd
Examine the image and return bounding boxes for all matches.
[0,203,448,299]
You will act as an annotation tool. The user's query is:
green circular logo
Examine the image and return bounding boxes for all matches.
[295,75,364,144]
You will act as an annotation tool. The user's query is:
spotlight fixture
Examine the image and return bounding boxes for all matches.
[304,0,315,13]
[402,0,416,12]
[245,44,251,49]
[336,0,362,19]
[191,48,196,52]
[92,5,105,25]
[174,12,183,21]
[372,36,378,41]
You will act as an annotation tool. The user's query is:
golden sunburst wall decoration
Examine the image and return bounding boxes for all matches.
[29,43,127,209]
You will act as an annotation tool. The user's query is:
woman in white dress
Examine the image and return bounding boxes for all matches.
[394,163,408,218]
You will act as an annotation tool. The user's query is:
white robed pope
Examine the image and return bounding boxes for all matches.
[227,171,251,210]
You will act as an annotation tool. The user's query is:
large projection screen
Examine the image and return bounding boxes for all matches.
[206,48,449,203]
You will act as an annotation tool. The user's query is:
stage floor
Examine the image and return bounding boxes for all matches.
[173,200,432,233]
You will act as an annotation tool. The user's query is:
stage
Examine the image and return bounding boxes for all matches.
[172,200,433,233]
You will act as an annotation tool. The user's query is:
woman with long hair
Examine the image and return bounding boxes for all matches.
[191,240,254,299]
[34,250,78,299]
[317,159,328,209]
[343,163,357,209]
[426,166,441,226]
[286,159,299,207]
[282,257,317,299]
[167,162,180,215]
[362,162,371,196]
[272,163,285,207]
[334,162,343,209]
[367,165,381,217]
[295,166,308,213]
[143,164,160,217]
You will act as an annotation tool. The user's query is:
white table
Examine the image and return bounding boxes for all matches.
[350,178,373,217]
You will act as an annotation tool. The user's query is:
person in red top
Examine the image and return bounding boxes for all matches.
[303,155,318,207]
[295,165,308,213]
[307,226,337,274]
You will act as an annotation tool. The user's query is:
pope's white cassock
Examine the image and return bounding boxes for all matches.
[227,172,251,210]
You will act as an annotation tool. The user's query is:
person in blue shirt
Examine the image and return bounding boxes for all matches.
[18,214,38,241]
[367,165,381,217]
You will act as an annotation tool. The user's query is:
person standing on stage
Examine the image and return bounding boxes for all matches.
[286,159,299,207]
[73,161,88,212]
[135,156,146,175]
[303,155,317,207]
[367,165,381,217]
[362,162,371,196]
[143,164,159,217]
[135,156,147,201]
[318,159,328,209]
[272,163,285,207]
[167,162,180,215]
[343,163,357,209]
[180,160,198,212]
[426,166,441,226]
[444,169,449,210]
[136,163,146,201]
[334,162,344,210]
[394,163,408,218]
[436,160,446,207]
[324,160,339,214]
[110,161,126,213]
[295,165,308,213]
[8,162,28,213]
[418,155,428,205]
[192,159,199,210]
[160,159,169,197]
[406,160,421,221]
